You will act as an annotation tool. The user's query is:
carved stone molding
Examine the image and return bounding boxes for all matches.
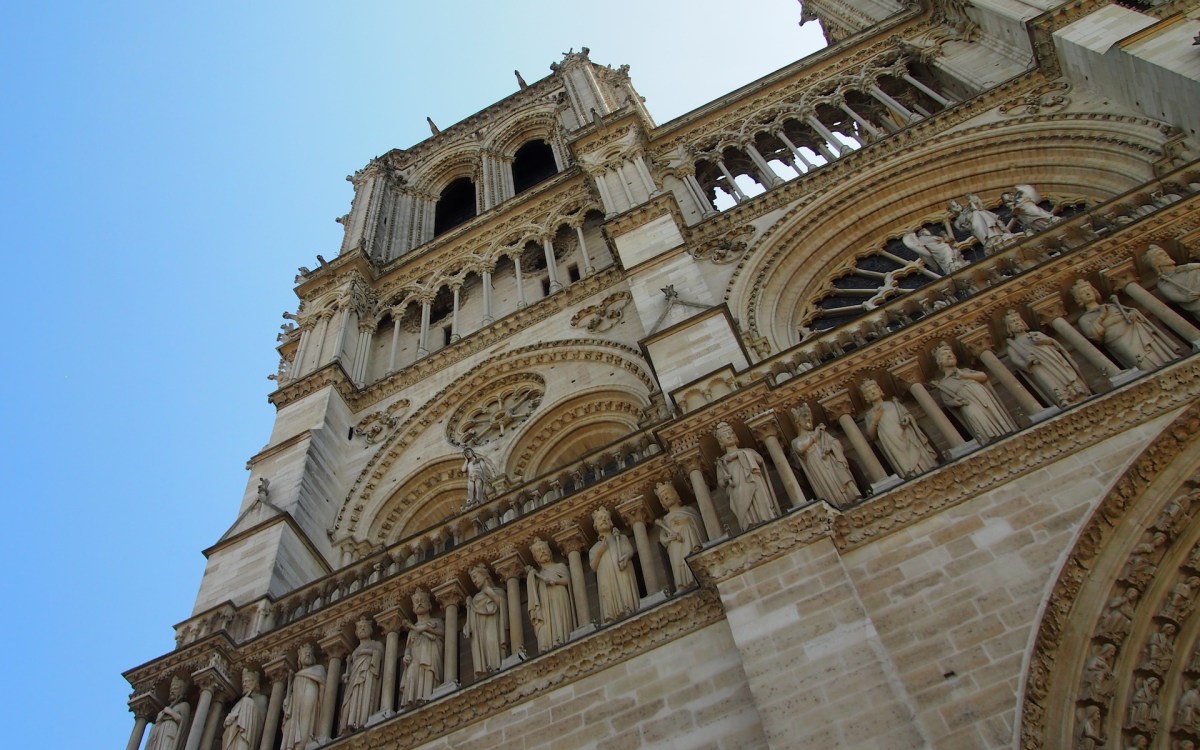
[570,291,632,332]
[690,503,833,585]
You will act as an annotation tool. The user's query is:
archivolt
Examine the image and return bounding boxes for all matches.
[725,112,1173,350]
[506,388,647,481]
[1020,402,1200,748]
[332,339,655,542]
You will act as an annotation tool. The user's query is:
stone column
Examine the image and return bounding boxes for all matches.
[543,237,563,293]
[891,359,965,449]
[573,224,595,275]
[185,658,235,750]
[198,693,227,750]
[776,131,815,171]
[869,84,920,123]
[330,304,351,367]
[747,412,808,509]
[821,392,889,484]
[512,253,527,308]
[901,73,952,107]
[1125,281,1200,346]
[617,495,664,595]
[632,155,658,196]
[492,551,528,660]
[744,143,783,188]
[551,525,594,628]
[1051,317,1121,378]
[586,166,617,215]
[615,163,637,206]
[482,269,494,324]
[679,450,723,539]
[838,102,886,139]
[977,349,1043,415]
[449,284,462,343]
[715,160,747,202]
[126,694,160,750]
[433,580,468,690]
[416,297,432,358]
[316,633,353,742]
[387,310,403,373]
[259,654,293,750]
[804,115,843,157]
[353,322,373,384]
[684,171,716,214]
[291,323,313,378]
[374,607,407,716]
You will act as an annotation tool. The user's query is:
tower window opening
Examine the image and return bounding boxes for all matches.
[567,263,580,283]
[434,177,477,236]
[512,140,558,195]
[443,325,453,346]
[541,278,551,296]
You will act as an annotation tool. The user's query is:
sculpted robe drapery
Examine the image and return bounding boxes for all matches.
[864,398,937,478]
[790,426,859,507]
[1004,330,1089,407]
[527,561,575,651]
[340,638,384,731]
[716,447,781,531]
[658,505,704,589]
[1077,303,1180,370]
[222,693,266,750]
[464,585,507,673]
[400,616,444,706]
[934,368,1016,444]
[280,663,325,750]
[1157,263,1200,316]
[146,700,191,750]
[590,530,640,622]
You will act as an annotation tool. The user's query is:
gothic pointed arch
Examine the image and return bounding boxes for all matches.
[1020,402,1200,749]
[331,339,656,545]
[725,112,1175,350]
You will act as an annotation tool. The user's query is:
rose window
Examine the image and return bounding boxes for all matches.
[448,376,545,448]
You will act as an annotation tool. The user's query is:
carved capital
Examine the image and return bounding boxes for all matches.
[958,327,993,360]
[1029,294,1067,326]
[551,523,591,555]
[615,494,654,527]
[745,410,784,442]
[431,579,469,609]
[818,389,856,421]
[262,653,295,683]
[128,691,163,720]
[887,357,925,390]
[374,606,409,635]
[317,632,354,660]
[1099,257,1138,289]
[491,548,528,581]
[191,652,236,700]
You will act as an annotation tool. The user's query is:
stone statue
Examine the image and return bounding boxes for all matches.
[931,341,1016,444]
[1002,310,1090,408]
[654,481,704,590]
[1126,735,1149,750]
[399,589,444,707]
[1145,244,1200,320]
[860,379,938,478]
[1097,586,1139,641]
[951,194,1017,253]
[589,506,640,622]
[340,619,384,732]
[280,643,325,750]
[526,538,576,651]
[1120,531,1167,587]
[1004,184,1059,233]
[222,669,267,750]
[463,565,507,675]
[1079,643,1115,702]
[146,676,191,750]
[789,403,859,508]
[714,421,782,530]
[1074,704,1105,750]
[1162,576,1200,622]
[462,448,494,508]
[1139,621,1176,673]
[902,229,967,274]
[1072,279,1181,370]
[1126,676,1161,732]
[1178,681,1200,735]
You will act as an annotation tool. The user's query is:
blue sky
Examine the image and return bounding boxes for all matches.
[0,2,823,745]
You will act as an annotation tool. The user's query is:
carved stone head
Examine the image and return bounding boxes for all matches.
[411,588,432,615]
[241,668,260,695]
[1145,244,1175,273]
[933,341,957,369]
[1003,309,1029,336]
[654,481,681,508]
[859,378,884,403]
[792,402,814,430]
[167,675,188,703]
[592,506,614,533]
[469,564,493,589]
[530,538,553,565]
[355,618,374,640]
[297,642,317,667]
[714,421,738,450]
[1070,279,1100,308]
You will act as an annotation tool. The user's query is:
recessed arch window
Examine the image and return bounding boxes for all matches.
[512,139,558,195]
[434,177,477,236]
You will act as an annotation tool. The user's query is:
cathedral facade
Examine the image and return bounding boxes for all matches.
[124,0,1200,748]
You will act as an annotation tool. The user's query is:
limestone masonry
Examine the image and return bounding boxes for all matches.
[124,0,1200,747]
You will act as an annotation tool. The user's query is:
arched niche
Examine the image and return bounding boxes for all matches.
[506,388,647,482]
[728,114,1174,350]
[368,456,467,548]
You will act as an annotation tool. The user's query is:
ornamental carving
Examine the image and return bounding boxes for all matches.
[998,81,1071,117]
[570,291,632,332]
[353,399,411,444]
[446,374,545,448]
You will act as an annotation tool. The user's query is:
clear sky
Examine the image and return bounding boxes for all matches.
[0,2,824,745]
